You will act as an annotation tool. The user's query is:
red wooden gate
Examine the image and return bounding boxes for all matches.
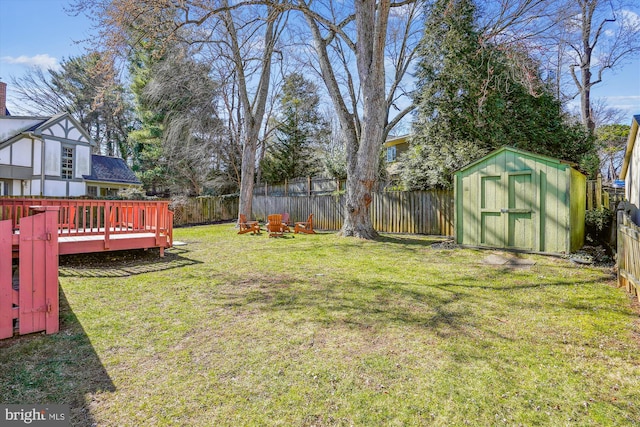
[0,208,59,339]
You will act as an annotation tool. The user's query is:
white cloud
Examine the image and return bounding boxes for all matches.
[1,54,59,70]
[605,9,640,36]
[601,95,640,117]
[605,94,640,104]
[389,4,413,19]
[621,9,640,29]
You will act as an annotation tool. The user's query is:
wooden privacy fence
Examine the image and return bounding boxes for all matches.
[171,196,239,226]
[252,190,454,236]
[253,194,343,230]
[586,175,625,210]
[617,207,640,302]
[254,177,347,196]
[1,208,59,339]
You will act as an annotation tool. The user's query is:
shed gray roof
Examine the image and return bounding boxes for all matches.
[83,155,141,185]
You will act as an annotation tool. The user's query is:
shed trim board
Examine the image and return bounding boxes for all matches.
[620,114,640,225]
[620,114,639,180]
[455,146,585,254]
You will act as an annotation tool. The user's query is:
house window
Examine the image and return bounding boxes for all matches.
[62,147,74,180]
[0,180,9,196]
[105,188,119,197]
[387,146,397,162]
[87,186,98,197]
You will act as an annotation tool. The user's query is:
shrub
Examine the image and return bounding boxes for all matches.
[585,208,613,244]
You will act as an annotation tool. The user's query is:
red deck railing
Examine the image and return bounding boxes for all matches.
[0,198,173,254]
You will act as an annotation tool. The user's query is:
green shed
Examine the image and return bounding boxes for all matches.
[454,147,586,254]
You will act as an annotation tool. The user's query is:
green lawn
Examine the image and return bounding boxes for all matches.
[1,223,639,426]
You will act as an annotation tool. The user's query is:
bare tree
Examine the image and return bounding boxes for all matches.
[10,54,133,157]
[216,2,287,219]
[205,33,284,195]
[294,0,421,238]
[589,98,627,129]
[478,0,559,43]
[9,67,69,116]
[466,0,640,130]
[71,0,287,218]
[209,62,244,194]
[558,0,640,132]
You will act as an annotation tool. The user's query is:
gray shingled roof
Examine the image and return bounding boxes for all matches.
[83,155,142,185]
[0,118,49,145]
[24,119,49,132]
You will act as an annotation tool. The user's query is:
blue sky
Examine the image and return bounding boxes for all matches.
[1,0,639,122]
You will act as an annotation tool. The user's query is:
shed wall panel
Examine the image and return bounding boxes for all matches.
[570,168,586,252]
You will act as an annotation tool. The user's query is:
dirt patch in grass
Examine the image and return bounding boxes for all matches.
[60,248,167,268]
[59,247,200,278]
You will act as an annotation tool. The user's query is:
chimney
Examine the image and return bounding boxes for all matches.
[0,81,6,116]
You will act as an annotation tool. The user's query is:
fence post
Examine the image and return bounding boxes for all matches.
[596,174,602,209]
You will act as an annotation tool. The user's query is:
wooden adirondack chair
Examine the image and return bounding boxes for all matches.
[267,214,285,237]
[281,212,291,232]
[294,214,315,234]
[238,214,261,234]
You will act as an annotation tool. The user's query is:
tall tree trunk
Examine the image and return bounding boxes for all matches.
[580,61,595,133]
[223,2,277,222]
[580,3,595,134]
[340,0,390,238]
[238,123,259,220]
[300,0,415,238]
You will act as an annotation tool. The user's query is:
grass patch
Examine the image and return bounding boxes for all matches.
[2,223,639,426]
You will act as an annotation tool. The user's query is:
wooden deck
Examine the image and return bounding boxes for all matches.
[1,199,173,256]
[1,199,175,339]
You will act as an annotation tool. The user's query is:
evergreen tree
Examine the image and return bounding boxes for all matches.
[596,124,630,182]
[128,43,169,195]
[260,73,329,183]
[404,0,596,189]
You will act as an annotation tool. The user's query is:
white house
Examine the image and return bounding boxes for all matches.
[620,114,640,225]
[0,82,141,197]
